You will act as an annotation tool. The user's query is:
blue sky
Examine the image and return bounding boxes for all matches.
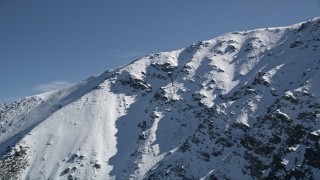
[0,0,319,103]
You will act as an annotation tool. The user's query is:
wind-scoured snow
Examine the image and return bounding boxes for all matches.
[0,17,320,179]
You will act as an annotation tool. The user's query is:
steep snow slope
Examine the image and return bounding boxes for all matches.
[1,17,320,179]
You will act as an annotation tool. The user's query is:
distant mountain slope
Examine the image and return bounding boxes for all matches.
[1,17,320,179]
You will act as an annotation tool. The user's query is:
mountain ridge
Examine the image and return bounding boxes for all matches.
[1,17,320,179]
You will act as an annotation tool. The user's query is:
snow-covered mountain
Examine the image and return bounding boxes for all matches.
[1,17,320,179]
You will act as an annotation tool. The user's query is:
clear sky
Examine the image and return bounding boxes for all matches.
[0,0,319,103]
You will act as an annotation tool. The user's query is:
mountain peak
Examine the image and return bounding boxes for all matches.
[1,17,320,179]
